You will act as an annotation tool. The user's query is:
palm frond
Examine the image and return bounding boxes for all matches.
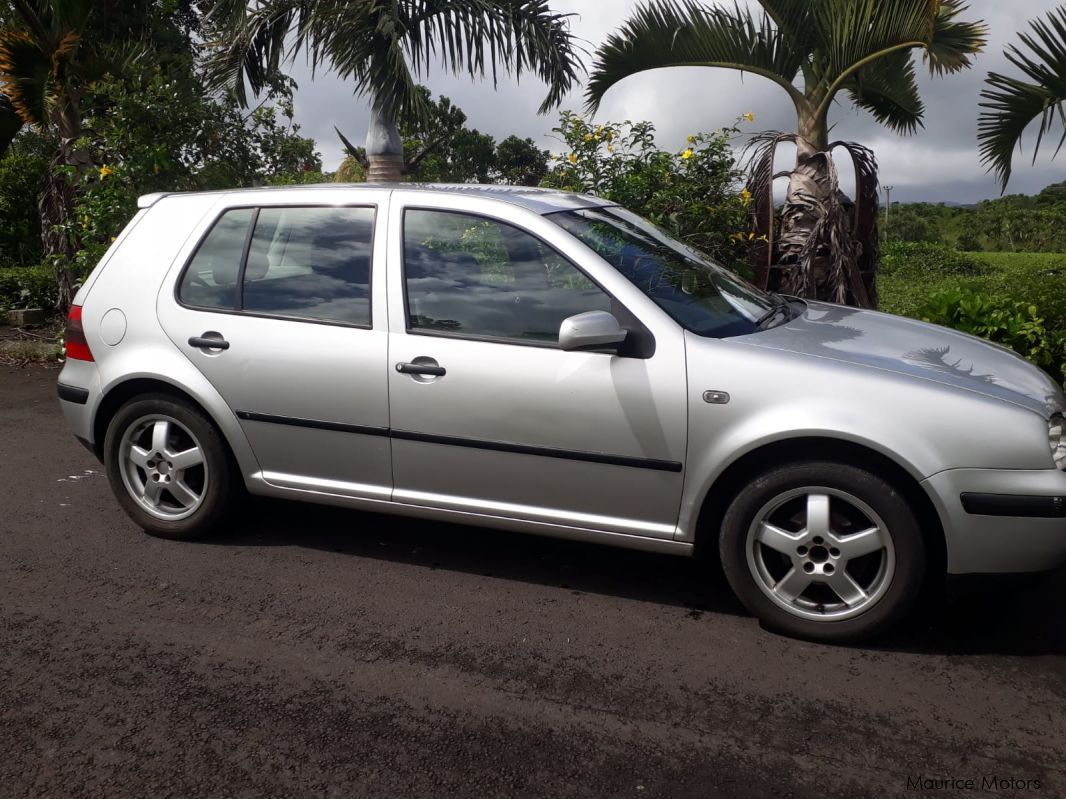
[812,0,935,84]
[830,139,879,307]
[756,0,814,50]
[978,6,1066,191]
[742,131,794,287]
[405,0,583,114]
[0,29,51,125]
[925,0,988,76]
[202,0,300,106]
[844,50,924,134]
[586,0,805,113]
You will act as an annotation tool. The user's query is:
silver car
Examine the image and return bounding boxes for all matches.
[57,184,1066,642]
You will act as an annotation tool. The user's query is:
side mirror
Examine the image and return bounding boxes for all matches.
[559,310,628,352]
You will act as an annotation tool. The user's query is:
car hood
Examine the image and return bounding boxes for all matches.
[735,301,1064,417]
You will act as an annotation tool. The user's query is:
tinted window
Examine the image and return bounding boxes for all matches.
[403,209,611,343]
[243,207,373,325]
[178,208,254,309]
[549,206,774,338]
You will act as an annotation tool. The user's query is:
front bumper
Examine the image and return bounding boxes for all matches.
[924,467,1066,574]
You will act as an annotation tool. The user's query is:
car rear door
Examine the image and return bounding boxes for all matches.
[384,191,688,539]
[157,189,392,500]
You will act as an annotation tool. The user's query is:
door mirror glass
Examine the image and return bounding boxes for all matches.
[559,311,628,352]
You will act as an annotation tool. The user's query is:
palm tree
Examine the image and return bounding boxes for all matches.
[206,0,581,183]
[0,0,112,308]
[586,0,987,308]
[979,6,1066,192]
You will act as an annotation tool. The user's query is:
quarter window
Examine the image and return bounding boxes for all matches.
[402,209,611,343]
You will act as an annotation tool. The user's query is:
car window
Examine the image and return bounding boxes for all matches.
[403,209,611,343]
[243,207,374,326]
[549,206,774,338]
[178,208,254,309]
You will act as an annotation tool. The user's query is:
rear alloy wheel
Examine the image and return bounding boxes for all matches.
[105,395,233,540]
[720,462,926,643]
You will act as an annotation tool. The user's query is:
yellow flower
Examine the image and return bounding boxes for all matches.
[97,164,112,180]
[681,148,694,160]
[567,152,578,165]
[742,112,755,123]
[584,133,593,142]
[687,135,696,144]
[740,188,753,206]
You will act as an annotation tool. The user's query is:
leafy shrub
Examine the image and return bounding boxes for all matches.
[880,242,984,277]
[0,131,51,267]
[917,288,1066,384]
[0,265,58,312]
[541,112,752,268]
[966,252,1066,333]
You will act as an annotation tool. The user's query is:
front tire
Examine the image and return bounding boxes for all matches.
[719,461,927,643]
[104,395,233,540]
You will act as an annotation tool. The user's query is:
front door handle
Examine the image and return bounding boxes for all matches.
[396,361,445,377]
[189,334,230,351]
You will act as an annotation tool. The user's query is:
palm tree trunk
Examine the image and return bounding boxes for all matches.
[366,106,405,183]
[777,114,871,308]
[41,101,89,312]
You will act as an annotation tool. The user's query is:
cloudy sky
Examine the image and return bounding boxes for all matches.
[286,0,1066,203]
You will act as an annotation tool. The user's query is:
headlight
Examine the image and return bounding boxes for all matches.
[1051,413,1066,470]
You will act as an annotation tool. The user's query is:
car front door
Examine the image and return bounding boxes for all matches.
[385,193,687,540]
[157,191,392,501]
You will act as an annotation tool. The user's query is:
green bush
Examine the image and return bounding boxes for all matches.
[879,242,984,277]
[541,112,752,269]
[965,252,1066,333]
[0,265,57,312]
[917,288,1066,384]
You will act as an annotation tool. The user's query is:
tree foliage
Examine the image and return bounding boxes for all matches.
[586,0,988,309]
[541,112,751,268]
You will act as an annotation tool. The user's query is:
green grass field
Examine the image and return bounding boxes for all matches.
[878,250,1066,328]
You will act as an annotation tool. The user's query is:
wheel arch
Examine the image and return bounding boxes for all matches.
[692,437,947,574]
[92,377,253,482]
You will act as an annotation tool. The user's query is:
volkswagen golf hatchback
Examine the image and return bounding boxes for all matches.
[58,184,1066,642]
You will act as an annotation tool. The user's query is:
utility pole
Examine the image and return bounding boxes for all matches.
[884,185,894,238]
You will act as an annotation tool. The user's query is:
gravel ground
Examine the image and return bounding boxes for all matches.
[1,365,1064,798]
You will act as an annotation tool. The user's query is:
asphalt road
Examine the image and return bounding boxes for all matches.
[2,365,1065,798]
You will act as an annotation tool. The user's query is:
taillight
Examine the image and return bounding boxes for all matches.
[65,305,94,362]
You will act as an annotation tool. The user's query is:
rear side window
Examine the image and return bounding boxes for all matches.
[402,209,611,343]
[178,205,374,327]
[178,208,254,310]
[243,207,373,325]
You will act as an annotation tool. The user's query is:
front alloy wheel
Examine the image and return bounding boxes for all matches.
[748,488,894,621]
[720,461,927,643]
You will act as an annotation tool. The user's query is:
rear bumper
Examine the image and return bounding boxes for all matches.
[56,360,100,454]
[924,468,1066,574]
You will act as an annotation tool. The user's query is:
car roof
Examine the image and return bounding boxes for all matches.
[138,183,613,215]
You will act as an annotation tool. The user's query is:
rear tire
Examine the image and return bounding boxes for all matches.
[104,394,233,540]
[719,461,927,643]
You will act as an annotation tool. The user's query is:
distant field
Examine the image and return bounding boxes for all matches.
[878,250,1066,327]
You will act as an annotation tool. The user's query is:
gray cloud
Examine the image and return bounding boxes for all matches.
[288,0,1066,203]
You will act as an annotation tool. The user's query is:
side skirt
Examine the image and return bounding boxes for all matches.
[244,472,693,558]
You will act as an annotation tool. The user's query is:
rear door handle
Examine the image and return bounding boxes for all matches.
[189,334,230,351]
[396,361,445,377]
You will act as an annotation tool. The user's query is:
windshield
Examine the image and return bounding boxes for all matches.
[549,206,777,338]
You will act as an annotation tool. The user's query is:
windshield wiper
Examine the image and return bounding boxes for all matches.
[755,292,791,330]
